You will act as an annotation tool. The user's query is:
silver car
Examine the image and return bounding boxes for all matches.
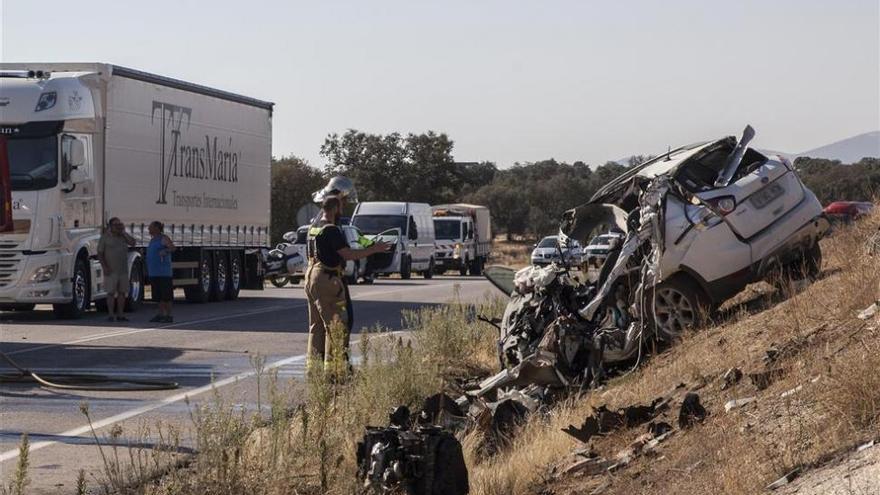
[530,235,582,266]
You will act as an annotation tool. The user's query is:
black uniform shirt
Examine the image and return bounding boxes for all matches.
[315,224,347,269]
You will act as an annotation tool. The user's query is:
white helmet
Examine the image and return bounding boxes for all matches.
[312,176,358,203]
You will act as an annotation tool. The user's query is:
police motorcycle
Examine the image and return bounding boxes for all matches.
[265,230,306,288]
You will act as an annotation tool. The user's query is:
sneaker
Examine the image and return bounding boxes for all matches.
[149,314,164,323]
[116,316,129,322]
[107,316,116,322]
[162,316,174,323]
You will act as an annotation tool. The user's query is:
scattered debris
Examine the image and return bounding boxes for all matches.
[562,394,674,443]
[720,367,743,390]
[856,439,875,452]
[857,301,879,320]
[748,368,786,390]
[356,406,469,495]
[724,397,756,413]
[766,468,800,490]
[677,392,707,428]
[780,385,803,398]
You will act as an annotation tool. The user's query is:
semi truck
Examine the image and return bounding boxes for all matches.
[0,63,272,318]
[431,204,491,276]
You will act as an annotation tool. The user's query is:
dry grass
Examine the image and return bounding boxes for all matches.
[485,218,880,495]
[491,238,533,268]
[72,293,502,495]
[19,220,879,495]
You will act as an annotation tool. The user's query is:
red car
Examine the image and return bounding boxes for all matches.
[823,201,874,222]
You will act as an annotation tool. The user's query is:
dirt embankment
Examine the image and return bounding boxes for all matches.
[469,221,880,495]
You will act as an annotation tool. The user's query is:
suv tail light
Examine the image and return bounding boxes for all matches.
[707,196,736,216]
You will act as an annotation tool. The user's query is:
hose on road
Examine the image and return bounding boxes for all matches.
[0,350,179,391]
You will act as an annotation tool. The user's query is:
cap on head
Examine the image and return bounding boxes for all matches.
[312,176,358,204]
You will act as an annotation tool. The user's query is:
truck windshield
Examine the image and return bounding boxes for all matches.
[351,215,407,235]
[434,219,461,240]
[8,135,58,190]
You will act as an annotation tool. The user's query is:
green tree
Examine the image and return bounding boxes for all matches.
[271,156,326,243]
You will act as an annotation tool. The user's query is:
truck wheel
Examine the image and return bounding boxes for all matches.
[53,258,90,319]
[651,276,709,340]
[125,259,145,312]
[269,276,290,288]
[468,258,483,276]
[423,258,434,279]
[211,252,229,301]
[400,256,412,280]
[184,251,213,303]
[226,252,242,300]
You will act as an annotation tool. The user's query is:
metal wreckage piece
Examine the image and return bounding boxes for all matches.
[458,175,675,427]
[356,405,469,495]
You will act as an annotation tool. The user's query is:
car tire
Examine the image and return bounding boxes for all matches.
[650,275,709,340]
[53,257,90,319]
[423,258,434,279]
[400,256,412,280]
[184,251,213,303]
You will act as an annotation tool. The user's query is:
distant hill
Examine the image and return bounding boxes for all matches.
[795,131,880,163]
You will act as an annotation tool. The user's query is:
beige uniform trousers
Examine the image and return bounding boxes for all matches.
[304,262,350,367]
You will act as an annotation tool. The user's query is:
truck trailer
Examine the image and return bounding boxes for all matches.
[0,63,272,317]
[431,204,491,276]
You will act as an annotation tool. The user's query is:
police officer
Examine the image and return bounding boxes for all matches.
[305,193,387,372]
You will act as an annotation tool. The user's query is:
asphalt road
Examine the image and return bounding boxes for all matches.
[0,276,494,493]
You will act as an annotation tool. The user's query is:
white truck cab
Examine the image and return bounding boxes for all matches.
[351,202,435,279]
[432,204,491,276]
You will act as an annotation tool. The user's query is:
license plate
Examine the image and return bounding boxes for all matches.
[750,182,785,209]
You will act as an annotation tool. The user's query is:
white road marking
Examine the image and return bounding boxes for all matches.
[0,353,308,463]
[0,280,466,464]
[2,281,459,357]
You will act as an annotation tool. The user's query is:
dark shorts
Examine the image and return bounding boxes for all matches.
[151,277,173,302]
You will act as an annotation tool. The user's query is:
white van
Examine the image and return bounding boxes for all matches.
[351,202,436,279]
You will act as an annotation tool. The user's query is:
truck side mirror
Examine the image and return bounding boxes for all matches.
[61,134,85,183]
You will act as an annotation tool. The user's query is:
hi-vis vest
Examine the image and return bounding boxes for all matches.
[306,223,331,262]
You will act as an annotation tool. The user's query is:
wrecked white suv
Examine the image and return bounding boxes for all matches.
[560,126,829,337]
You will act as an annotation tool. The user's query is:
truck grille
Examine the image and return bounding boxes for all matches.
[0,242,22,287]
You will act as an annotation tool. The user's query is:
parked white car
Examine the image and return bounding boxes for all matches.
[530,235,582,266]
[582,232,625,269]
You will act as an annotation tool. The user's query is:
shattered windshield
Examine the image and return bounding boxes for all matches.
[433,219,461,240]
[352,215,407,235]
[8,135,58,190]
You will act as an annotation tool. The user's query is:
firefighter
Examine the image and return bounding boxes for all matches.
[305,195,387,373]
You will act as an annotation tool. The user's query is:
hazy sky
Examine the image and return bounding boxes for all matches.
[2,0,878,168]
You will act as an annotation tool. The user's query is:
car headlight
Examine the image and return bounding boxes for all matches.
[30,263,58,283]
